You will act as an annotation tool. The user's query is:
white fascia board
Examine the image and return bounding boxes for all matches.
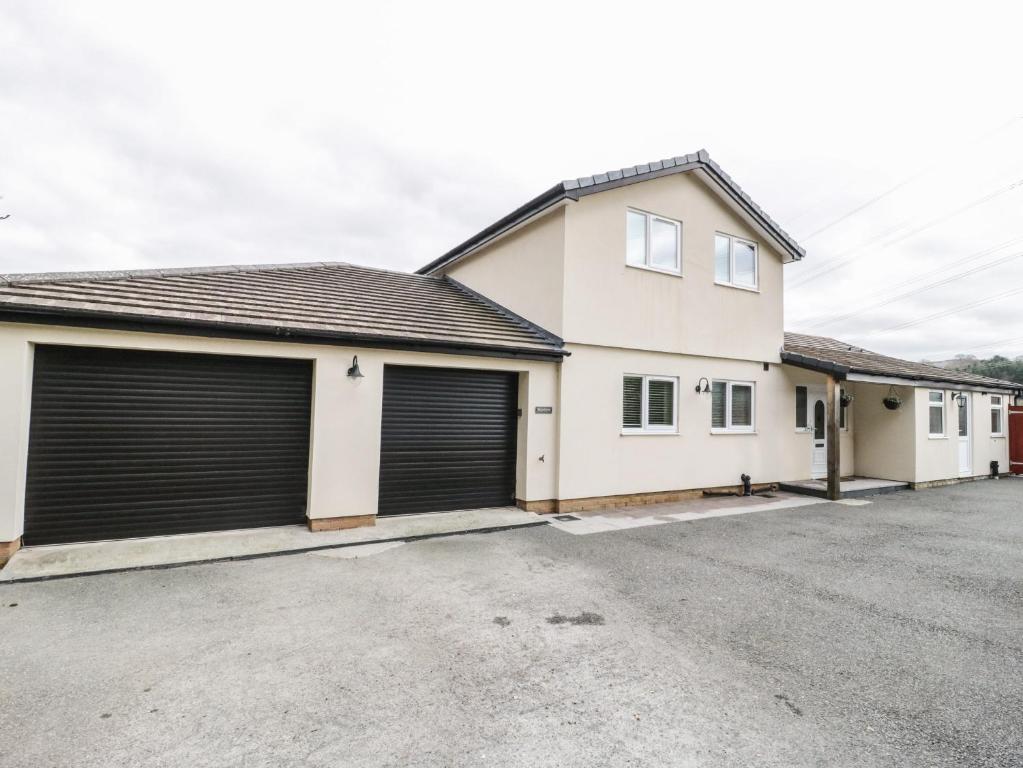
[846,372,1017,394]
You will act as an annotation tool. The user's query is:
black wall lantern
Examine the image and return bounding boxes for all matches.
[347,355,364,379]
[695,377,710,394]
[953,392,968,408]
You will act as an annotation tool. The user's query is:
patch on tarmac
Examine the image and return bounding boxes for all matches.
[834,498,872,506]
[547,611,605,626]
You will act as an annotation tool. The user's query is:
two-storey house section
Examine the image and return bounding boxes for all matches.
[419,151,812,508]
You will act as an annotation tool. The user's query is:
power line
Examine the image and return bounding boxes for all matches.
[793,235,1023,328]
[787,176,1023,289]
[920,334,1023,360]
[795,115,1023,243]
[796,249,1023,330]
[857,283,1023,337]
[859,235,1023,301]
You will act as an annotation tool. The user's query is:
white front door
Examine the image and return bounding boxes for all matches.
[811,395,827,479]
[958,395,972,476]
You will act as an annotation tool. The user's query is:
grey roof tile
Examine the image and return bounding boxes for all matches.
[0,262,565,356]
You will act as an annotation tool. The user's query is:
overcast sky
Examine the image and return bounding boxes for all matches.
[2,2,1021,361]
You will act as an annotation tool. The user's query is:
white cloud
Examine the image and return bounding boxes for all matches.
[1,0,1021,358]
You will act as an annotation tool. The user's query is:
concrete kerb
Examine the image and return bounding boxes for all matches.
[0,520,549,585]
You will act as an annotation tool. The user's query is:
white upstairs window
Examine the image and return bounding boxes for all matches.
[715,233,758,289]
[626,209,681,274]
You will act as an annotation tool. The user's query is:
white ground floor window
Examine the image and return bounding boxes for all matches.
[991,395,1004,436]
[622,375,678,433]
[711,380,755,433]
[928,391,945,437]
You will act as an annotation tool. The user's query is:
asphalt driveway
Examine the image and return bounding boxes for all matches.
[1,480,1021,767]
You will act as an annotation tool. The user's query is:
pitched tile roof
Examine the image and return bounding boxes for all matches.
[418,149,804,275]
[783,332,1019,391]
[0,262,566,358]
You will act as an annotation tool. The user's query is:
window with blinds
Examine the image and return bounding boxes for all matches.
[622,375,677,433]
[623,376,643,430]
[711,380,755,432]
[711,381,727,429]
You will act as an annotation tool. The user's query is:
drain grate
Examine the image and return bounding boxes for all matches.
[553,514,580,522]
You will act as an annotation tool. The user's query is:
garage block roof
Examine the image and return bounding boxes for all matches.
[783,332,1019,391]
[0,262,566,359]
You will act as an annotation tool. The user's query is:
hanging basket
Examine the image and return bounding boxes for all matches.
[882,385,902,411]
[840,392,855,407]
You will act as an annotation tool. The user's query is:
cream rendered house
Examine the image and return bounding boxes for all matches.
[0,151,1018,564]
[421,151,1019,508]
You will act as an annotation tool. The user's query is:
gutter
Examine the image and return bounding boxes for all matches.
[781,351,1018,393]
[845,371,1019,394]
[0,305,569,363]
[780,351,849,378]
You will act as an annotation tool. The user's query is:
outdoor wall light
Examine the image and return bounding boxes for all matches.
[695,377,710,393]
[347,355,364,379]
[953,392,968,407]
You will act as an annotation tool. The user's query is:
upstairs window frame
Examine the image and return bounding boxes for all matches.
[714,232,759,290]
[626,208,683,276]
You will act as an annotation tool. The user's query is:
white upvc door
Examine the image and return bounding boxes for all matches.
[810,392,827,479]
[958,395,972,476]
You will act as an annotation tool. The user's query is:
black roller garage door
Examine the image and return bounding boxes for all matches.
[378,366,518,516]
[24,345,313,546]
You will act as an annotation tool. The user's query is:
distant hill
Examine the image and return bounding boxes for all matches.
[923,354,1023,384]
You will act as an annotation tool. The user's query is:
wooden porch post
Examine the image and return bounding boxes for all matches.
[826,374,841,500]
